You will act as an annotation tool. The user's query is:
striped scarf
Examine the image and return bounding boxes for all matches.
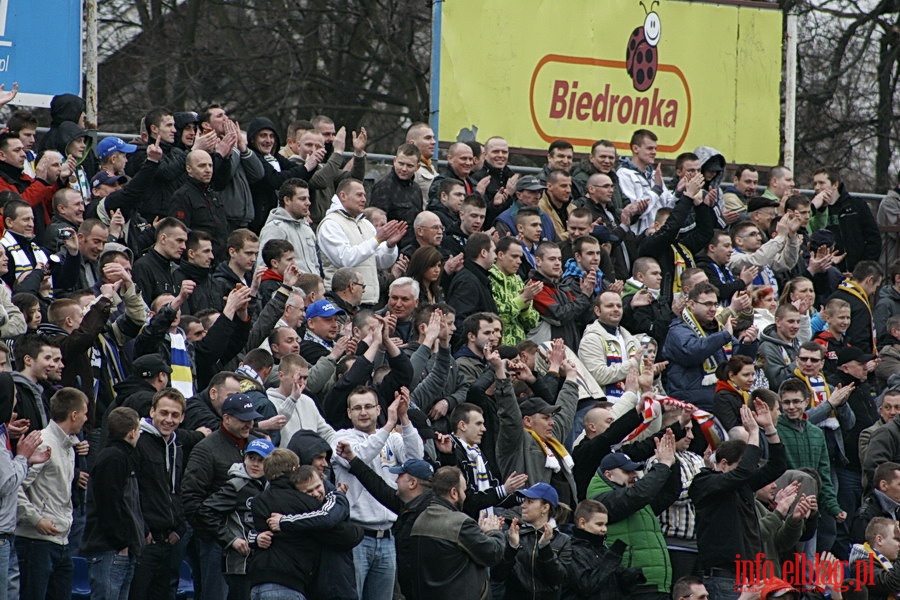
[681,307,732,385]
[838,278,877,354]
[793,368,839,429]
[524,427,573,473]
[600,331,634,399]
[714,379,750,405]
[671,243,694,297]
[169,330,193,398]
[1,230,48,279]
[620,395,729,450]
[457,437,490,492]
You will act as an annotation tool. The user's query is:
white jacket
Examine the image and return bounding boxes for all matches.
[267,388,336,446]
[578,321,639,394]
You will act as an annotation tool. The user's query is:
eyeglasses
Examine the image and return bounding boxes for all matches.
[351,281,367,290]
[781,398,807,406]
[739,231,762,238]
[692,300,718,308]
[350,404,378,412]
[797,356,822,363]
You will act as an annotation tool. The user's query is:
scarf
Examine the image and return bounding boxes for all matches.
[734,248,778,293]
[838,278,877,354]
[620,395,729,449]
[524,427,574,473]
[671,243,694,296]
[682,307,732,385]
[260,269,284,283]
[714,379,750,405]
[1,229,49,280]
[169,330,193,398]
[304,329,333,350]
[862,541,896,599]
[236,364,264,388]
[626,277,660,300]
[456,436,490,492]
[709,261,735,284]
[792,368,839,429]
[599,328,633,399]
[562,258,603,295]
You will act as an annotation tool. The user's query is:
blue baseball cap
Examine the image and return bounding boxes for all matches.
[245,438,275,458]
[388,459,434,480]
[96,136,138,160]
[221,393,262,421]
[305,299,345,321]
[519,482,559,507]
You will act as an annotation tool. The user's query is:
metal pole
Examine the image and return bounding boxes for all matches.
[428,0,442,159]
[783,9,798,171]
[85,0,98,124]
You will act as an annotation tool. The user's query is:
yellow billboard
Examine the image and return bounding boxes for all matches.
[436,0,783,164]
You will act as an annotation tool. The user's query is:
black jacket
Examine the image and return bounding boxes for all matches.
[493,522,572,600]
[124,141,188,222]
[210,260,260,318]
[249,476,362,594]
[408,496,506,600]
[438,436,513,518]
[816,185,881,272]
[572,409,642,500]
[81,439,145,555]
[246,117,312,234]
[622,293,674,350]
[173,259,221,315]
[473,163,515,222]
[169,178,229,262]
[114,377,158,418]
[696,255,747,304]
[133,248,179,306]
[182,428,254,539]
[689,442,787,571]
[828,283,877,354]
[562,529,646,600]
[183,388,222,432]
[851,492,899,543]
[370,169,422,247]
[446,261,499,342]
[134,420,188,541]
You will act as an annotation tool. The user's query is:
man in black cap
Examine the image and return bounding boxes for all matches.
[182,393,260,600]
[494,175,558,241]
[746,196,779,240]
[495,356,580,506]
[113,354,173,417]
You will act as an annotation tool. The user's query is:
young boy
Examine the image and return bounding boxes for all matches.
[249,453,361,600]
[775,378,847,551]
[564,499,646,599]
[813,298,852,376]
[81,407,143,600]
[196,437,275,600]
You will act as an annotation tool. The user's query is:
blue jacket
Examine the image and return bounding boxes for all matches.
[662,318,758,410]
[494,202,558,242]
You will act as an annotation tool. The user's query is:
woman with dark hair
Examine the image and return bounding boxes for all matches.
[493,482,572,599]
[406,246,444,303]
[712,354,756,435]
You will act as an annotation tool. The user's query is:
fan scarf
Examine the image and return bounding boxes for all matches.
[681,307,732,386]
[524,427,574,473]
[837,278,877,354]
[619,395,729,450]
[792,368,839,429]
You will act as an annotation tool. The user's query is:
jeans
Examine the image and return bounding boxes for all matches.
[69,506,86,557]
[834,466,863,559]
[6,535,18,600]
[352,535,396,600]
[131,541,178,600]
[14,537,73,600]
[0,536,11,600]
[703,575,741,600]
[250,583,306,600]
[85,551,135,600]
[195,537,228,600]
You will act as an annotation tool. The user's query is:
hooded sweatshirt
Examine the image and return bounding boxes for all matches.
[693,146,728,229]
[0,373,28,535]
[52,121,94,204]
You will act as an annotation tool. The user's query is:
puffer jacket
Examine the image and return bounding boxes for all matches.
[586,464,681,594]
[493,521,571,600]
[196,462,266,575]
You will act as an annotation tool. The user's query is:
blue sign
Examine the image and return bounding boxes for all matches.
[0,0,82,107]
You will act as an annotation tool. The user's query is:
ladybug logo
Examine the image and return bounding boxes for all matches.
[625,0,662,92]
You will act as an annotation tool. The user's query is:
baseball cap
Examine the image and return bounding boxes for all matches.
[518,397,562,417]
[599,452,645,472]
[593,225,621,245]
[245,438,275,458]
[519,482,559,507]
[746,197,779,213]
[515,175,547,193]
[305,299,345,320]
[96,137,138,160]
[91,170,128,189]
[388,459,434,480]
[836,346,876,367]
[808,228,835,249]
[132,354,173,378]
[221,393,262,421]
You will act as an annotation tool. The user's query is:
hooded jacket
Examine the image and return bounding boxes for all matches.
[196,461,266,575]
[81,438,145,555]
[51,121,94,204]
[257,206,321,277]
[134,419,186,541]
[209,136,265,227]
[287,429,334,466]
[173,259,220,315]
[758,323,800,389]
[812,184,881,272]
[493,520,572,600]
[246,117,312,233]
[37,94,85,153]
[693,146,728,228]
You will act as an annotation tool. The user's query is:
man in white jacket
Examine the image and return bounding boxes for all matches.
[331,387,423,600]
[16,387,88,600]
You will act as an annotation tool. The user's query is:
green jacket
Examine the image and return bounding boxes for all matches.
[488,264,540,346]
[586,467,677,593]
[776,414,842,516]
